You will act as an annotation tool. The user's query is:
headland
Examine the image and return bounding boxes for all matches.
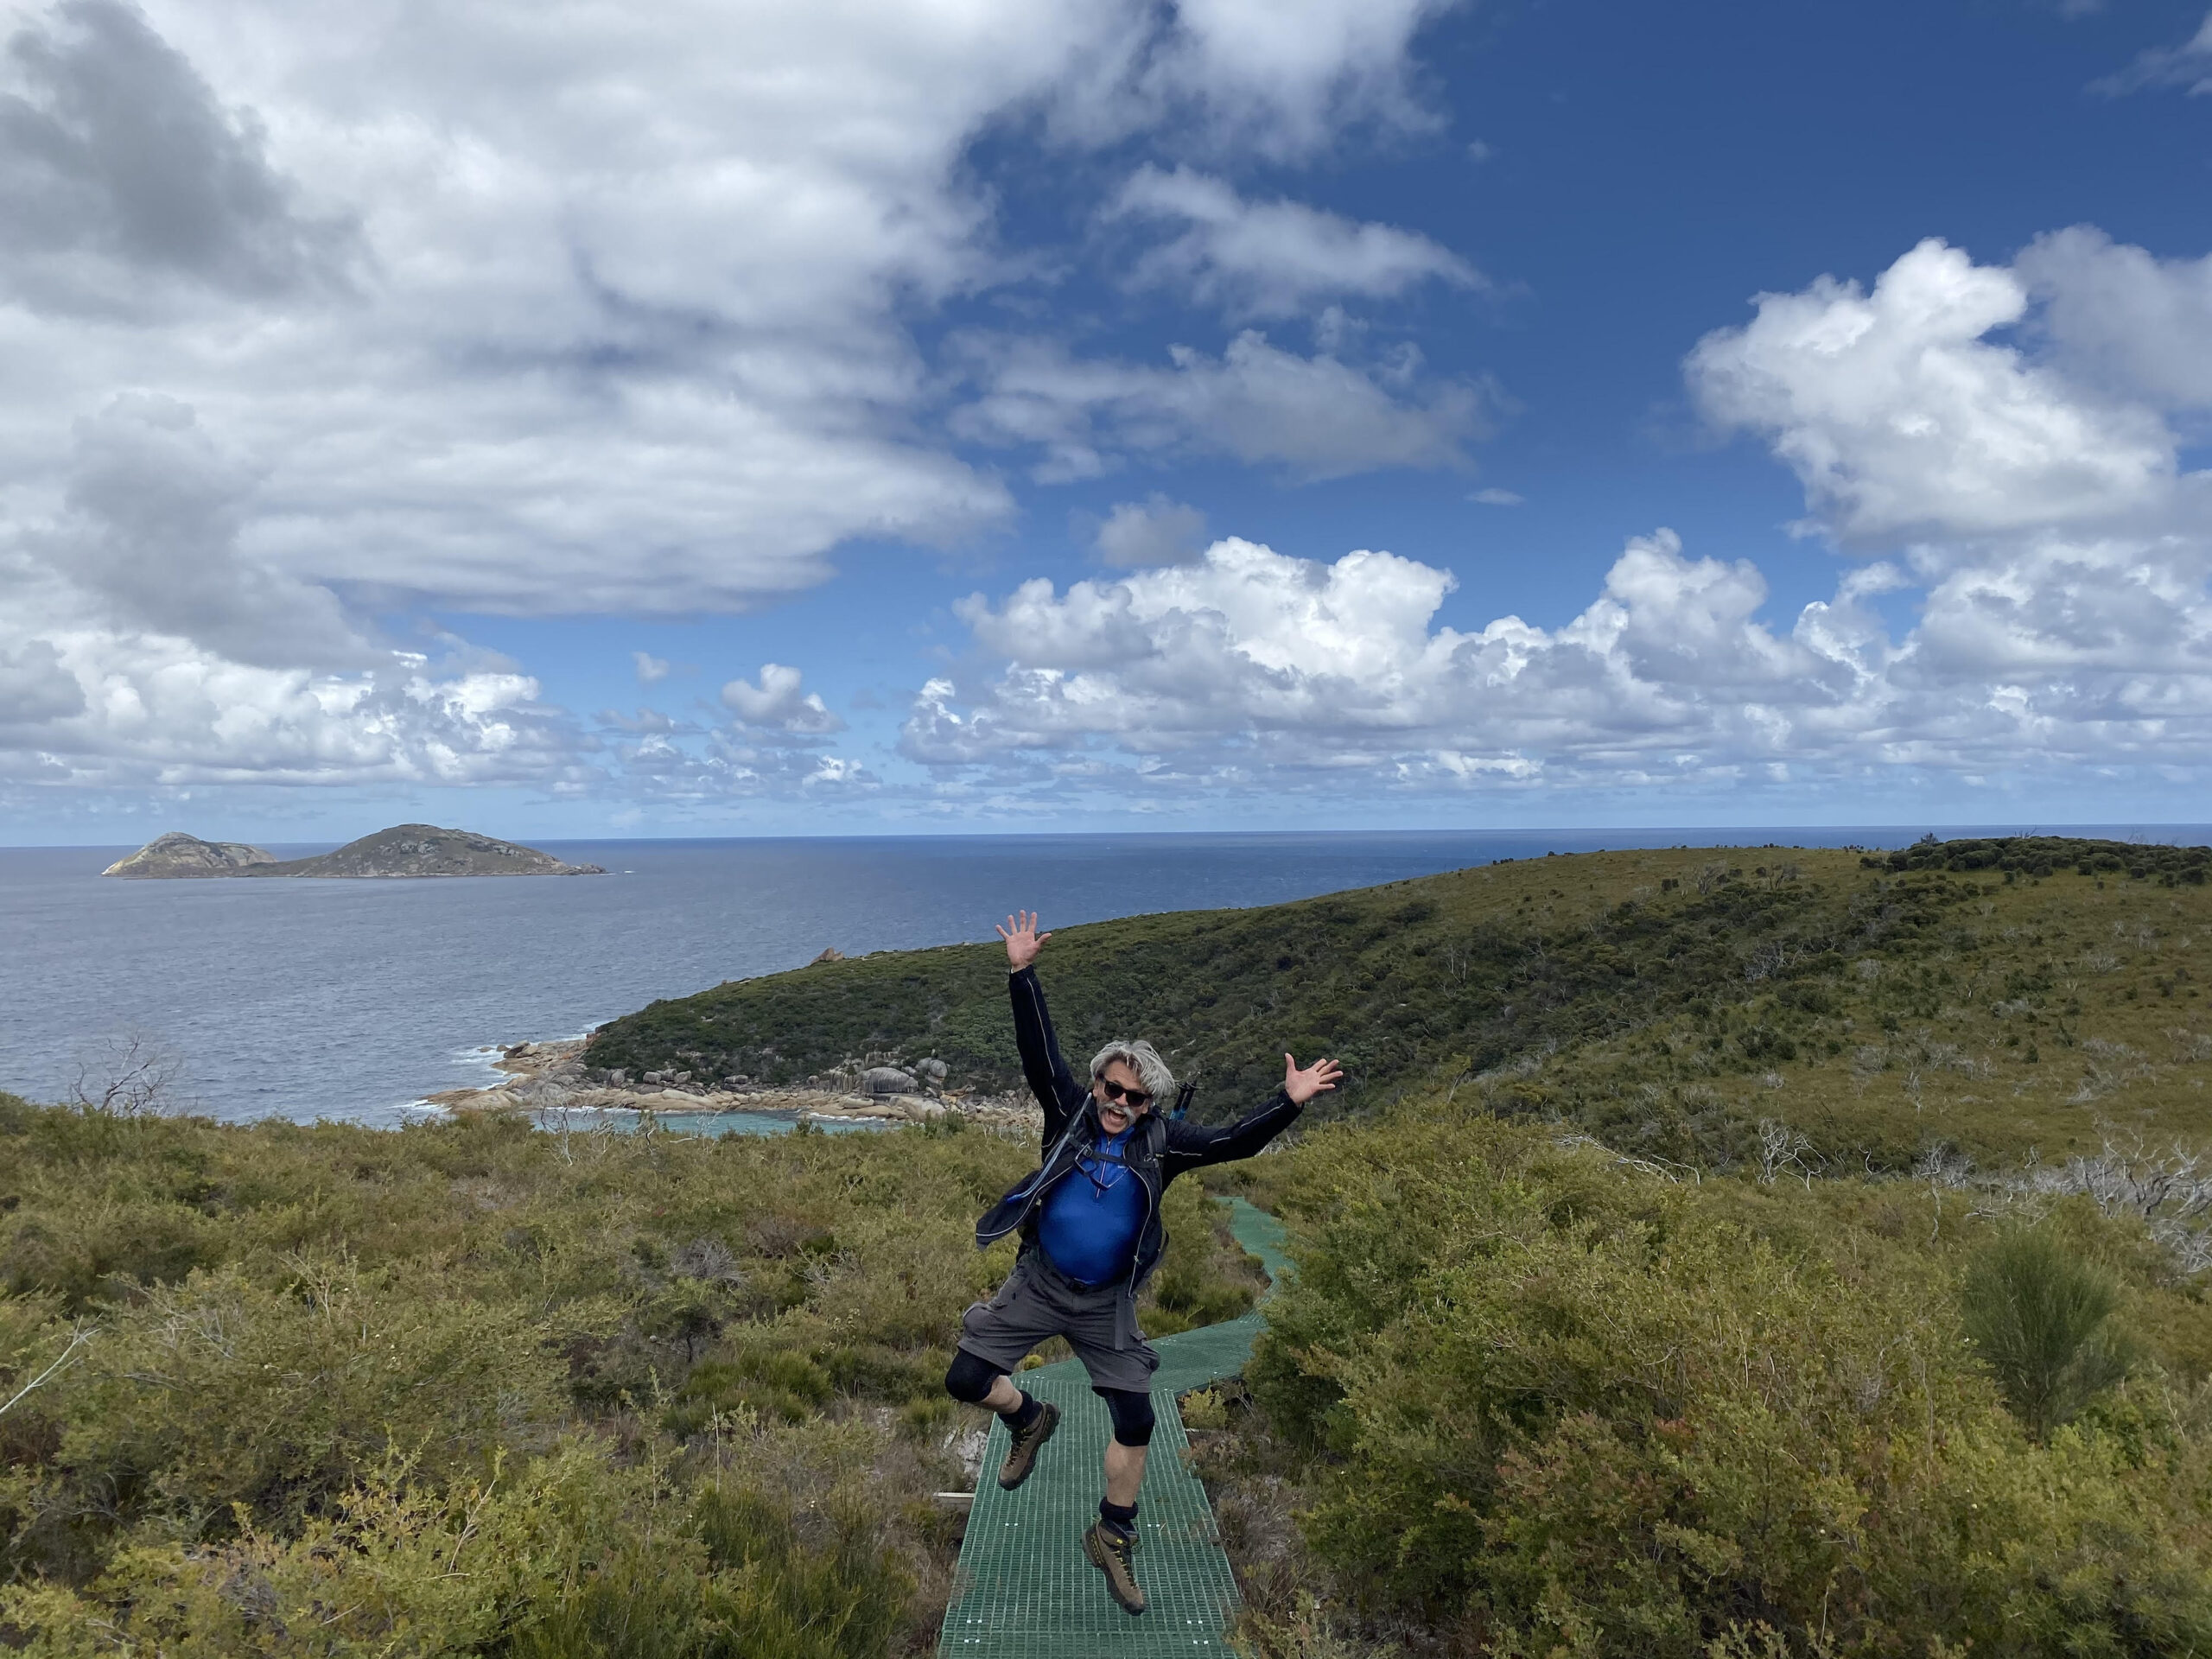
[423,1035,1043,1130]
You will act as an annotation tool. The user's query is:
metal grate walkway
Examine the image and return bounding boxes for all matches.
[938,1198,1290,1658]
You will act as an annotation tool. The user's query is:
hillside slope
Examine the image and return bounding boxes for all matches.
[588,836,2212,1172]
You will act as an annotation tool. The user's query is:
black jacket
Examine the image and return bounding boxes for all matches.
[974,966,1304,1299]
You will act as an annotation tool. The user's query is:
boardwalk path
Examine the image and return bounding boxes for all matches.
[937,1198,1291,1658]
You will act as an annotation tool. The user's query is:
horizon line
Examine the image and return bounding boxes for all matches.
[8,822,2212,854]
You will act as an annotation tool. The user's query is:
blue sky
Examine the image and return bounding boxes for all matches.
[3,0,2209,842]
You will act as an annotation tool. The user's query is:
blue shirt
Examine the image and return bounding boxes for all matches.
[1036,1127,1145,1287]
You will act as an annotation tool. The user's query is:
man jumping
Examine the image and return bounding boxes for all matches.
[943,910,1341,1617]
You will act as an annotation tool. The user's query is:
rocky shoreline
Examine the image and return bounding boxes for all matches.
[422,1038,1045,1132]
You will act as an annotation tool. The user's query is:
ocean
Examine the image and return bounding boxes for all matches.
[2,826,2198,1128]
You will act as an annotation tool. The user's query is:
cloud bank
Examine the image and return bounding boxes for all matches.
[0,0,1471,798]
[908,232,2212,808]
[4,2,2205,819]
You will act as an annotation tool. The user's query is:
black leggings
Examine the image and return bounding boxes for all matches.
[943,1348,1000,1403]
[942,1352,1155,1447]
[1095,1387,1155,1446]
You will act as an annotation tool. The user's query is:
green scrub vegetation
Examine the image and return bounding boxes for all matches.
[589,837,2212,1177]
[0,1103,1255,1656]
[12,835,2212,1656]
[1203,1096,2212,1656]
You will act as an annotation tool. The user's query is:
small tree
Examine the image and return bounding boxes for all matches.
[67,1030,183,1116]
[1961,1228,2127,1438]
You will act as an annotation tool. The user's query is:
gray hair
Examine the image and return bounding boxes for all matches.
[1090,1039,1174,1105]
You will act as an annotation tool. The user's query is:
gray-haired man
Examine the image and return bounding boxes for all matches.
[944,910,1340,1616]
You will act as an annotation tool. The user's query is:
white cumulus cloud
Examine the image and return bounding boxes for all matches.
[1108,164,1482,318]
[2016,226,2212,412]
[2090,10,2212,96]
[1094,495,1209,566]
[1686,238,2177,546]
[901,532,1893,790]
[0,0,1477,801]
[721,664,845,735]
[0,0,1471,626]
[905,513,2212,802]
[0,385,588,791]
[955,330,1485,482]
[1686,232,2212,760]
[0,614,588,791]
[1050,0,1465,159]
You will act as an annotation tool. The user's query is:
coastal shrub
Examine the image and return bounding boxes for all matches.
[583,838,2212,1184]
[8,1255,565,1582]
[688,1484,909,1659]
[494,1477,909,1659]
[0,1444,645,1658]
[818,1343,940,1405]
[0,1096,1268,1654]
[673,1350,835,1427]
[1234,1103,2212,1657]
[585,855,1877,1120]
[1,1440,918,1659]
[1961,1227,2129,1439]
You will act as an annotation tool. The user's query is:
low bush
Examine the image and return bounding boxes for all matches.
[3,1441,918,1659]
[1223,1096,2212,1657]
[0,1098,1270,1654]
[1961,1228,2130,1440]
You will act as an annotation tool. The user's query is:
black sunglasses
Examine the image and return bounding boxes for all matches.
[1096,1079,1152,1109]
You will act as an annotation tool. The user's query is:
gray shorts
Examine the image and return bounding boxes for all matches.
[957,1249,1160,1394]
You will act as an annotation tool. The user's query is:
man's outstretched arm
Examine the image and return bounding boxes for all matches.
[1166,1053,1342,1169]
[1000,910,1088,1132]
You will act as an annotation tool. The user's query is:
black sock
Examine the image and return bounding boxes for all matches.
[1099,1497,1138,1536]
[1000,1390,1040,1431]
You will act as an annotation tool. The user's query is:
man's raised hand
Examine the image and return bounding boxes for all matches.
[997,910,1051,972]
[1283,1053,1343,1106]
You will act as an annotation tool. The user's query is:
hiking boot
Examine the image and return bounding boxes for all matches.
[1084,1520,1145,1615]
[996,1398,1060,1491]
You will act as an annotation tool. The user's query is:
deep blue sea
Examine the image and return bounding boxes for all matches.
[3,827,2202,1128]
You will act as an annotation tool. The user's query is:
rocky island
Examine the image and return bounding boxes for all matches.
[102,823,605,879]
[97,831,279,878]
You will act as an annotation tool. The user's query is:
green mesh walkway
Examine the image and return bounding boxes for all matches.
[938,1198,1290,1658]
